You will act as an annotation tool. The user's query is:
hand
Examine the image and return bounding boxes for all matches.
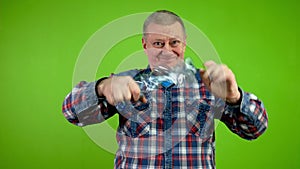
[97,76,147,105]
[200,60,241,104]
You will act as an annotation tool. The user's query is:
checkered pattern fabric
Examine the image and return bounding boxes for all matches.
[62,68,268,169]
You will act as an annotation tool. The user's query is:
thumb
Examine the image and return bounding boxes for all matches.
[200,69,211,90]
[203,60,216,68]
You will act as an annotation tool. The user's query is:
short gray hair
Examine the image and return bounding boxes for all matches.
[143,10,186,36]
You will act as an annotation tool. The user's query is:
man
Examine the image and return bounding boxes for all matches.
[62,10,268,169]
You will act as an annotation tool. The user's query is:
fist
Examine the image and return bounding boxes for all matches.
[97,76,147,105]
[200,60,241,104]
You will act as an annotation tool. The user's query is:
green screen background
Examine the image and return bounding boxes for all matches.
[0,0,299,168]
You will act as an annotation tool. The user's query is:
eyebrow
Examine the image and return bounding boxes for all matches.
[153,37,180,41]
[152,38,166,41]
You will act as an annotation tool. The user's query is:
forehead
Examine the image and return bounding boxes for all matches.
[145,22,185,41]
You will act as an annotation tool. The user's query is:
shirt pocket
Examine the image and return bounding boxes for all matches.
[185,98,214,138]
[122,116,151,138]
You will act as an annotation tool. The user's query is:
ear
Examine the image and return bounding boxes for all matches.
[142,37,147,49]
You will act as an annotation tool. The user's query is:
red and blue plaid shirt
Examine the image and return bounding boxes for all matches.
[62,68,268,169]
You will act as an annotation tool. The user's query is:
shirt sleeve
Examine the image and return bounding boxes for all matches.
[220,88,268,140]
[62,80,117,127]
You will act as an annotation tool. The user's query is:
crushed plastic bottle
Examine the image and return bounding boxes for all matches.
[116,58,198,123]
[114,57,223,158]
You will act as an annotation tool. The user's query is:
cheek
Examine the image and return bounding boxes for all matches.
[175,47,185,59]
[145,48,161,58]
[145,48,160,65]
[146,52,155,62]
[147,56,156,67]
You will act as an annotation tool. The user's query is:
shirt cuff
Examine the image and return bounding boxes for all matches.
[224,87,244,115]
[225,87,243,106]
[95,77,108,102]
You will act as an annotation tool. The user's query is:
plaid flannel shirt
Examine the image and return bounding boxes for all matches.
[62,68,268,169]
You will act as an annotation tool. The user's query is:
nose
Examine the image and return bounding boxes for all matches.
[162,43,174,55]
[160,48,174,57]
[163,43,172,52]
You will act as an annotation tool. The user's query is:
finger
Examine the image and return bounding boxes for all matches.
[205,62,228,84]
[200,69,211,89]
[203,61,218,81]
[128,80,141,102]
[209,65,226,83]
[113,92,123,104]
[203,64,216,81]
[123,89,132,101]
[105,95,115,106]
[203,60,217,68]
[139,94,148,103]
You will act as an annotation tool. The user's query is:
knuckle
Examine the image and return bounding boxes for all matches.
[221,64,228,70]
[125,76,132,81]
[125,93,131,101]
[107,97,114,105]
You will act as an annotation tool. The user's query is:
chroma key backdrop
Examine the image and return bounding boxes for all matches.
[0,0,298,169]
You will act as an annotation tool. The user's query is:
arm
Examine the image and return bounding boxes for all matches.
[62,69,142,126]
[221,88,268,140]
[200,60,268,140]
[62,79,117,127]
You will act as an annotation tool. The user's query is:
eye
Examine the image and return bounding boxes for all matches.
[152,42,164,48]
[170,40,181,47]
